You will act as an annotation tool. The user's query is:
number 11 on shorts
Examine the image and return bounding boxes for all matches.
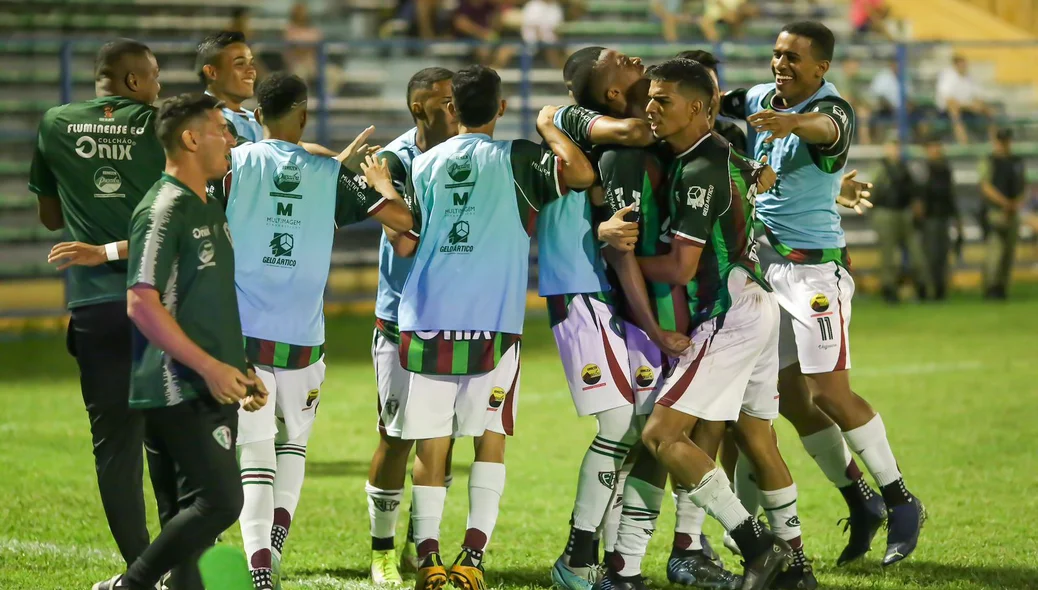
[817,316,834,341]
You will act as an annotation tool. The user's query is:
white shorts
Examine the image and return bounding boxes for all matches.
[400,343,521,440]
[624,322,666,416]
[372,327,410,438]
[759,242,854,374]
[656,282,780,422]
[550,295,635,417]
[237,358,326,445]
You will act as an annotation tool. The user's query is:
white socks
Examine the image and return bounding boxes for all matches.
[672,487,706,551]
[600,461,630,553]
[464,461,506,552]
[272,434,309,558]
[412,485,448,556]
[573,406,637,532]
[843,414,902,488]
[614,476,664,577]
[687,468,753,533]
[239,440,276,572]
[801,424,856,488]
[760,484,803,550]
[733,451,762,517]
[366,482,404,541]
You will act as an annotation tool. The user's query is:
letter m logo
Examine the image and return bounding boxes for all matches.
[276,202,293,216]
[453,192,469,206]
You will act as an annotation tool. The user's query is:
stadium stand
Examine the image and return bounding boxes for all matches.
[2,0,1036,320]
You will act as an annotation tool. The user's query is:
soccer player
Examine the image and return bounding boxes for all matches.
[366,65,594,590]
[30,38,163,570]
[674,50,747,154]
[619,58,796,590]
[544,57,696,590]
[559,47,742,588]
[196,31,338,157]
[217,73,414,590]
[364,66,459,585]
[720,21,925,566]
[93,93,268,590]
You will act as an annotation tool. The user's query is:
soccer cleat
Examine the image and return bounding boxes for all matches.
[92,575,129,590]
[770,547,817,590]
[415,553,449,590]
[700,534,723,568]
[551,555,598,590]
[271,551,282,590]
[666,550,740,588]
[447,550,487,590]
[401,538,421,574]
[836,488,886,566]
[592,569,650,590]
[372,548,405,585]
[739,532,791,590]
[882,495,926,567]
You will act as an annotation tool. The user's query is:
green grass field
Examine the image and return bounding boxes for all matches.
[2,292,1037,590]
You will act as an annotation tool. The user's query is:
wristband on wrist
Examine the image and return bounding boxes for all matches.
[104,242,119,262]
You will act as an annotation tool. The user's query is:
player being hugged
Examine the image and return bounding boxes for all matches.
[215,72,412,590]
[362,65,594,590]
[719,21,924,567]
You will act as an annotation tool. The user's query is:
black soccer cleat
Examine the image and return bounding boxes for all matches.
[740,532,791,590]
[92,575,129,590]
[836,486,887,566]
[666,549,740,589]
[770,547,817,590]
[593,568,650,590]
[882,495,926,566]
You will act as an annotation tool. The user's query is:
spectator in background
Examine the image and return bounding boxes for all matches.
[650,0,695,43]
[453,0,516,67]
[869,138,931,302]
[700,0,757,42]
[919,138,961,301]
[417,0,444,39]
[979,128,1027,299]
[284,1,322,84]
[833,59,873,144]
[851,0,891,39]
[521,0,566,68]
[936,54,992,145]
[229,7,252,39]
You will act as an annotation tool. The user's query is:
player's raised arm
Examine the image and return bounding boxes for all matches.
[554,103,653,148]
[360,154,414,234]
[537,106,595,190]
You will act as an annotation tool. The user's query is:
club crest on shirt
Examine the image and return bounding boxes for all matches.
[212,425,232,450]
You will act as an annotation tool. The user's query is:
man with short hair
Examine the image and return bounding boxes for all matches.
[721,21,925,566]
[675,49,748,155]
[197,31,336,156]
[30,38,163,570]
[869,138,929,303]
[219,73,414,590]
[979,128,1027,300]
[365,65,594,590]
[920,138,961,301]
[364,66,459,585]
[93,93,268,590]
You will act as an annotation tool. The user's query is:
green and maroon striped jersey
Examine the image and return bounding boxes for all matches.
[667,132,769,328]
[243,336,324,370]
[597,146,690,334]
[399,331,521,375]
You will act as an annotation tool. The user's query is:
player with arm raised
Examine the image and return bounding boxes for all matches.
[365,65,593,590]
[214,73,412,590]
[363,67,458,584]
[719,21,924,567]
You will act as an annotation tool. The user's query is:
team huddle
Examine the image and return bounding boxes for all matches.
[29,19,925,590]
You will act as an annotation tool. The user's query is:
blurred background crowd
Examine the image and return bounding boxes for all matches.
[2,0,1037,324]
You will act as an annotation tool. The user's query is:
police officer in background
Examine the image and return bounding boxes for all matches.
[28,39,164,568]
[869,137,930,302]
[920,137,962,301]
[978,128,1027,300]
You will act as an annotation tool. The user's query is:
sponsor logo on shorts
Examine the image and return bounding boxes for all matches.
[598,471,617,489]
[384,399,399,418]
[489,386,506,410]
[212,425,232,450]
[810,293,830,312]
[581,363,603,390]
[304,389,319,410]
[635,366,654,390]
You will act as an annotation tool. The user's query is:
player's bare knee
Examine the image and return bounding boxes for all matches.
[473,432,506,463]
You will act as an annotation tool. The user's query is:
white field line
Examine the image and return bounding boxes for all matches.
[0,538,121,563]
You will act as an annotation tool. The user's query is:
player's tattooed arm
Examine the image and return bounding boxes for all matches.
[537,106,595,189]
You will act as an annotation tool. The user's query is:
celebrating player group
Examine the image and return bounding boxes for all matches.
[30,17,924,590]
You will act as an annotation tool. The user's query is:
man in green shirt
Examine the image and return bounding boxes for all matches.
[93,93,267,590]
[28,38,163,569]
